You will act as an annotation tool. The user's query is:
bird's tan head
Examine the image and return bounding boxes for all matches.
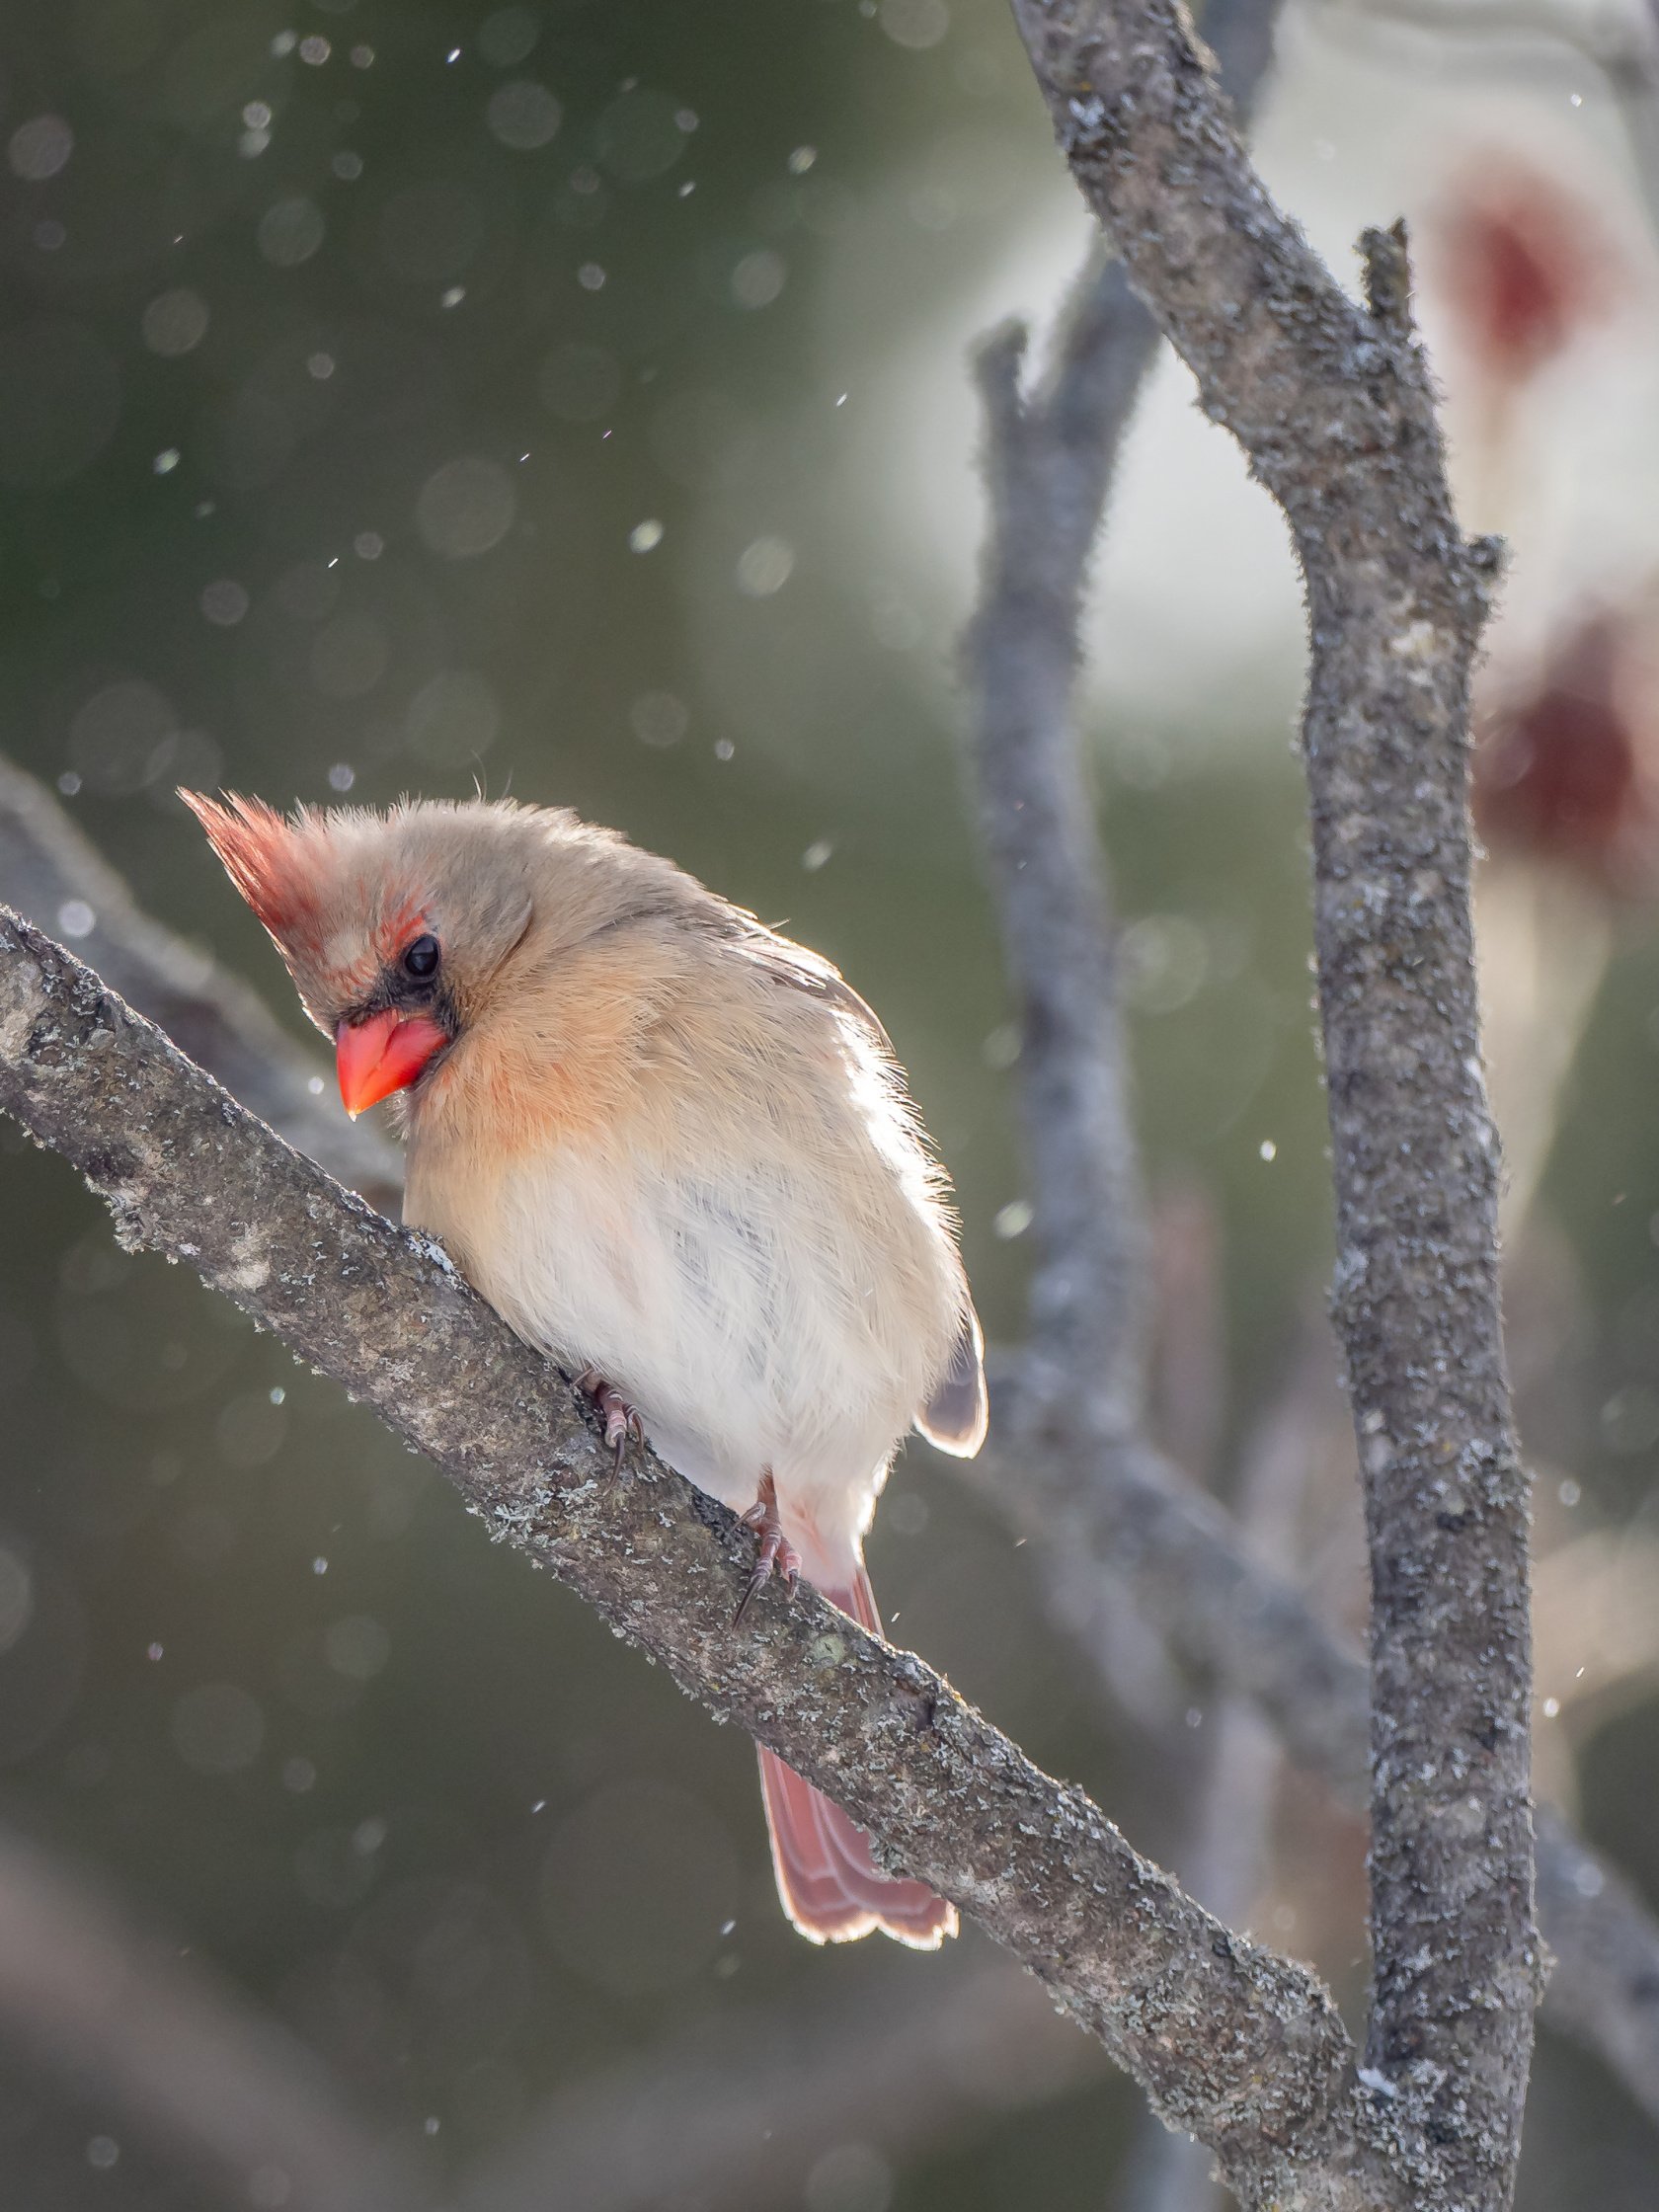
[183,792,547,1118]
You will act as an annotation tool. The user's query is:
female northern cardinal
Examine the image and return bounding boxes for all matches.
[184,791,987,1947]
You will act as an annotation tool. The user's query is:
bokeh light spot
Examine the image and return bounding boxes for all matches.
[593,86,687,182]
[9,116,74,181]
[68,678,178,796]
[731,250,786,308]
[310,612,390,699]
[405,671,501,765]
[736,536,795,596]
[881,0,951,47]
[323,1615,391,1681]
[630,691,688,748]
[415,457,516,558]
[258,196,326,268]
[200,578,249,627]
[486,81,562,152]
[141,287,210,356]
[479,7,538,65]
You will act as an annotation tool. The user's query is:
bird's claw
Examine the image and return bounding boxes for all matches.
[733,1469,800,1627]
[577,1367,645,1473]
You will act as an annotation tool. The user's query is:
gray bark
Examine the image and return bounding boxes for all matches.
[1004,5,1537,2205]
[0,908,1399,2212]
[11,764,1657,2152]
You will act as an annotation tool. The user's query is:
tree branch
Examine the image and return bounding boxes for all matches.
[0,755,400,1209]
[1002,7,1535,2204]
[965,304,1151,1422]
[12,766,1656,2141]
[0,908,1399,2212]
[960,0,1280,1425]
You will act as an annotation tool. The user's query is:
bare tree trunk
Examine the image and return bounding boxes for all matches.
[998,3,1537,2204]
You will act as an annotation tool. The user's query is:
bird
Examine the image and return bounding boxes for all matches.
[184,789,988,1947]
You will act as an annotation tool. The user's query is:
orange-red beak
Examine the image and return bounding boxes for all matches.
[335,1009,447,1119]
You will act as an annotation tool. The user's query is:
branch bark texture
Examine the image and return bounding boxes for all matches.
[12,766,1656,2142]
[1003,5,1538,2205]
[0,909,1399,2212]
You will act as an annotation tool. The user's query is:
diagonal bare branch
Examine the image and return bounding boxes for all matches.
[11,750,1658,2145]
[0,908,1401,2212]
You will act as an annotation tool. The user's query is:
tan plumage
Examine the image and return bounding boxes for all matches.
[186,791,987,1946]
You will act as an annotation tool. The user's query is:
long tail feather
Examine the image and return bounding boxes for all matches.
[756,1562,957,1948]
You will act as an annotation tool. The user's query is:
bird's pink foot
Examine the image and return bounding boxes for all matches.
[577,1366,645,1473]
[734,1468,801,1627]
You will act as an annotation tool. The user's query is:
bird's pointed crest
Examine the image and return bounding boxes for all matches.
[180,789,329,958]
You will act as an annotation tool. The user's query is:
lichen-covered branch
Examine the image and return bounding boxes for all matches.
[11,764,1655,2151]
[0,908,1404,2212]
[1004,3,1537,2204]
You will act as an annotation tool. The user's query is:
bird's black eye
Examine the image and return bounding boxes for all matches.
[401,933,440,982]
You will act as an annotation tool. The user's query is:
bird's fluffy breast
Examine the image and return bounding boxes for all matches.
[400,925,970,1576]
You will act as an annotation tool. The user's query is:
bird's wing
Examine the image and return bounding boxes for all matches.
[721,911,989,1459]
[719,914,898,1056]
[914,1304,988,1458]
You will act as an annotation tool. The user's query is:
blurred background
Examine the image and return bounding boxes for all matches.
[1,0,1658,2204]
